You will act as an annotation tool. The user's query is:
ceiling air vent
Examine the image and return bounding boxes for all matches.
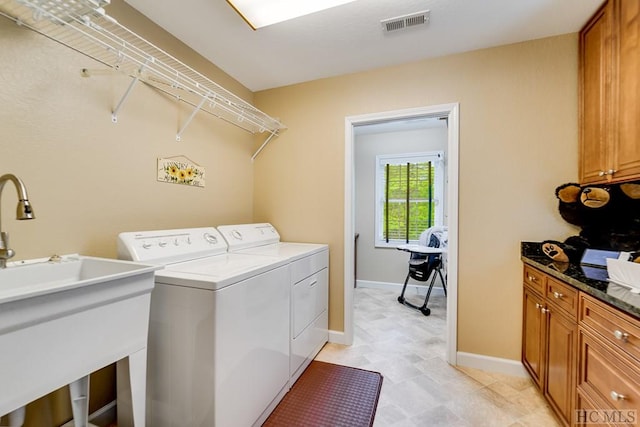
[381,10,430,33]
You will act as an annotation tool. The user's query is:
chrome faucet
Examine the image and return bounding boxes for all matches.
[0,174,35,268]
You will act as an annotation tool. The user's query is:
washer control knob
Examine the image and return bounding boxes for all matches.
[204,233,218,244]
[142,243,152,249]
[159,241,167,247]
[174,238,179,246]
[232,230,243,240]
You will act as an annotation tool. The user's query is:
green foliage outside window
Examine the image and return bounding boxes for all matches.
[383,162,436,241]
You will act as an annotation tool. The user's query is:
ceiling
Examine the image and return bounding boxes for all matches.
[123,0,603,92]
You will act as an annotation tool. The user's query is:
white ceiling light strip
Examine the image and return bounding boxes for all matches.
[0,0,285,148]
[227,0,356,29]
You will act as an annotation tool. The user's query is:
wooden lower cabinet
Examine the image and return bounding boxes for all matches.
[576,390,612,427]
[577,294,640,427]
[522,285,545,387]
[545,307,577,425]
[522,265,640,426]
[522,266,576,426]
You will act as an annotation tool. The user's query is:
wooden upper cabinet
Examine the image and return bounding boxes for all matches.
[612,0,640,181]
[580,0,640,184]
[580,2,612,184]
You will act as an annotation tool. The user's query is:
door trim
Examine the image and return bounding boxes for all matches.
[342,103,459,365]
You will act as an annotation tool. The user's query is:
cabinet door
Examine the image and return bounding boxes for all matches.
[580,2,613,184]
[544,307,577,427]
[612,0,640,181]
[522,286,545,388]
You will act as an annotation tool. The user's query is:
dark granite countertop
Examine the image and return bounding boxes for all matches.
[521,242,640,320]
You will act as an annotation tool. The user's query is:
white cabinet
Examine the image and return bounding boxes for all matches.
[290,250,329,382]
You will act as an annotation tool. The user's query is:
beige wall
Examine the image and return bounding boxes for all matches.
[1,1,585,421]
[0,1,255,424]
[254,34,580,361]
[0,0,256,262]
[355,126,448,284]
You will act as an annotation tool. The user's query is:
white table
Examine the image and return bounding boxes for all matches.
[397,244,447,254]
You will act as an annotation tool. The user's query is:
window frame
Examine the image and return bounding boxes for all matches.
[374,151,445,248]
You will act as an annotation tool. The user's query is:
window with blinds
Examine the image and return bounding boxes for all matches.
[375,151,444,246]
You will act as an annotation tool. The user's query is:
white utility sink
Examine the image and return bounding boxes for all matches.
[0,254,160,426]
[0,255,157,304]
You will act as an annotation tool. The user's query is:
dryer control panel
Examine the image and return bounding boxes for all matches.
[118,227,227,264]
[217,223,280,251]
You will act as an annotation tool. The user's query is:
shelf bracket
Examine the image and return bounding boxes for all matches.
[0,2,285,136]
[251,131,278,161]
[176,94,209,142]
[112,59,149,123]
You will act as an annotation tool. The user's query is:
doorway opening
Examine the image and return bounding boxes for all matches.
[342,103,459,365]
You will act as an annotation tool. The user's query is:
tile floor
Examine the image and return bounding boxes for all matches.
[315,287,561,427]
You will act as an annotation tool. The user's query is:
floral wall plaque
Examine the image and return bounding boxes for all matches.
[157,156,205,187]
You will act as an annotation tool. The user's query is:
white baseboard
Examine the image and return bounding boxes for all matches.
[356,279,446,296]
[327,337,528,380]
[456,351,528,378]
[328,329,348,345]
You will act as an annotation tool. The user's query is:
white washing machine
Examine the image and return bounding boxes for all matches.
[117,227,290,427]
[216,223,329,383]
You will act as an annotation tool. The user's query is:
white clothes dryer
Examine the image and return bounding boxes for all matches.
[216,223,329,383]
[118,227,290,427]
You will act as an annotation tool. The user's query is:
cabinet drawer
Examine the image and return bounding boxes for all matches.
[292,268,328,338]
[523,266,546,295]
[580,293,640,363]
[290,250,329,284]
[578,330,640,415]
[576,390,615,427]
[290,311,328,383]
[546,278,578,319]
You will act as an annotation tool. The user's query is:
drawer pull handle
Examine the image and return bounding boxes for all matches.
[535,303,542,310]
[528,275,537,282]
[541,307,550,314]
[553,291,563,299]
[309,280,318,288]
[610,390,627,401]
[614,330,629,342]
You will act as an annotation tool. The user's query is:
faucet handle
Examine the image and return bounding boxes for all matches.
[0,231,8,250]
[0,232,15,263]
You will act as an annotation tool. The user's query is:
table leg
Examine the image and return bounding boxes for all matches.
[69,376,89,427]
[117,349,147,427]
[7,406,25,427]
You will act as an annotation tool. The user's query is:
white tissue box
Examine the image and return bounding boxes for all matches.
[606,258,640,293]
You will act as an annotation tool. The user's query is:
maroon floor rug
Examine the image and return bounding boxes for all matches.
[263,361,383,426]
